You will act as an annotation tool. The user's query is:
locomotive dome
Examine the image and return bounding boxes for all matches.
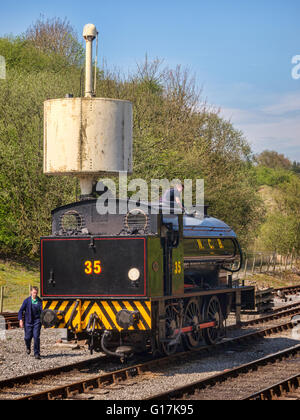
[183,215,237,238]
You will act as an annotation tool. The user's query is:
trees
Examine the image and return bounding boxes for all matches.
[256,150,292,170]
[25,16,84,67]
[0,70,79,257]
[258,212,298,255]
[253,149,300,255]
[0,18,86,257]
[0,19,262,258]
[256,174,300,255]
[95,60,261,245]
[291,161,300,175]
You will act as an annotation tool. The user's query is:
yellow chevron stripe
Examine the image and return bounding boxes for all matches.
[59,301,69,312]
[134,301,151,329]
[58,301,70,328]
[42,300,151,332]
[73,300,82,332]
[49,301,58,311]
[101,301,121,331]
[64,301,76,325]
[111,301,123,312]
[96,303,113,330]
[81,301,92,329]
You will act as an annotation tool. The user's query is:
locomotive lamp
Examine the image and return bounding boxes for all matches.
[128,268,141,282]
[43,23,133,198]
[128,267,140,288]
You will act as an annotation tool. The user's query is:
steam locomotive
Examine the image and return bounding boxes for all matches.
[40,198,255,359]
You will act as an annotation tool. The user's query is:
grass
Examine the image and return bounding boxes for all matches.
[0,259,40,312]
[0,257,299,312]
[245,271,300,289]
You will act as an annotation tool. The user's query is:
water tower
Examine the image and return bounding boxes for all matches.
[43,24,133,196]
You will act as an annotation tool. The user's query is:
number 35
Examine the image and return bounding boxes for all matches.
[85,260,102,275]
[174,261,182,274]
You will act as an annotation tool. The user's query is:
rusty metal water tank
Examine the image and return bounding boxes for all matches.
[43,24,133,196]
[44,97,133,175]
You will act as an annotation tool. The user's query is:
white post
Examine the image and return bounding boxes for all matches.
[85,38,93,98]
[81,24,98,197]
[83,24,98,98]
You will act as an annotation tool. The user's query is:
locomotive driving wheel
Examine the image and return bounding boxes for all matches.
[202,296,224,345]
[161,304,180,356]
[183,298,202,350]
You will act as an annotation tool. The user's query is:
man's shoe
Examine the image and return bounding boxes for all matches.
[26,348,31,355]
[34,354,41,360]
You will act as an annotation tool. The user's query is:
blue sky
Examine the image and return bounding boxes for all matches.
[1,0,300,160]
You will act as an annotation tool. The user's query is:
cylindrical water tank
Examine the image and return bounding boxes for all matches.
[44,97,133,176]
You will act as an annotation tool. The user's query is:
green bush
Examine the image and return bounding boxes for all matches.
[0,25,263,258]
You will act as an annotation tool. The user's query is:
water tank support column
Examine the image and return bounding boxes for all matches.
[79,176,95,196]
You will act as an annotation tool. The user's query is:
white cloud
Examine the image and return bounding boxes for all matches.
[262,92,300,115]
[218,92,300,161]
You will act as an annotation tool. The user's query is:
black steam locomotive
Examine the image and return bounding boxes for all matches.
[41,199,255,359]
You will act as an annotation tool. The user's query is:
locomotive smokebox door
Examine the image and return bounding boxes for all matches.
[40,237,147,298]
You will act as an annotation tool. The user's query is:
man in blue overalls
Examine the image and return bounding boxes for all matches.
[18,286,43,360]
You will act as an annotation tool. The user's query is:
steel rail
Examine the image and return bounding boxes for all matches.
[0,354,112,390]
[237,303,300,327]
[274,285,300,295]
[145,344,300,400]
[243,372,300,400]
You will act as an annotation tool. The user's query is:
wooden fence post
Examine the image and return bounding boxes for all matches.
[0,286,4,313]
[273,253,277,272]
[266,255,271,273]
[284,254,288,272]
[252,255,256,274]
[290,253,294,270]
[259,254,263,273]
[243,258,248,281]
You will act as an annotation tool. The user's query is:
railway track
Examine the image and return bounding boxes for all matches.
[274,285,300,296]
[0,312,298,400]
[146,344,300,400]
[244,372,300,400]
[235,301,300,328]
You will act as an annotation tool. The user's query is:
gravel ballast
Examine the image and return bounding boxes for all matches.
[0,328,102,380]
